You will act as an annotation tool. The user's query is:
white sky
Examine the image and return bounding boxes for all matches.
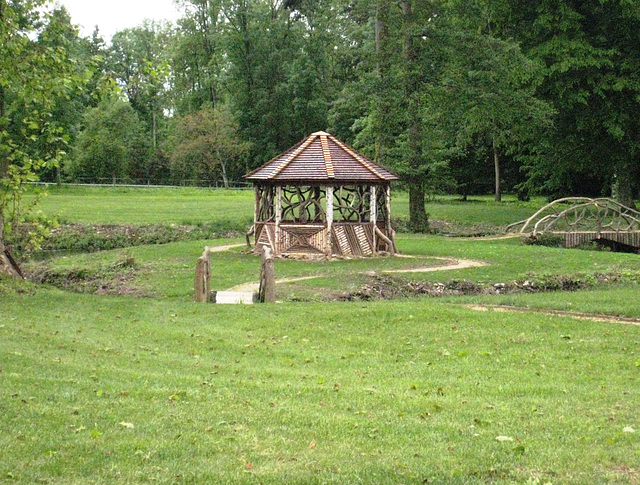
[54,0,182,42]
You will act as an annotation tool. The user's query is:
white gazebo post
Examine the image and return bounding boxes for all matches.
[253,186,260,226]
[370,185,377,254]
[275,186,282,256]
[325,185,334,256]
[385,184,393,245]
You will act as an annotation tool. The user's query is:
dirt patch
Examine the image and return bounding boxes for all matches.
[334,271,637,302]
[27,256,151,297]
[335,275,485,301]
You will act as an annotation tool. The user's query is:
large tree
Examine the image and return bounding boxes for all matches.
[66,97,150,184]
[355,0,442,230]
[169,105,249,187]
[438,4,554,201]
[109,22,173,150]
[495,0,640,207]
[172,0,225,113]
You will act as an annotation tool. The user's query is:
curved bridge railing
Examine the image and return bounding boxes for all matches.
[506,198,640,248]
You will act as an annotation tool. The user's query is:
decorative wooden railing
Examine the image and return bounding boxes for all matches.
[506,198,640,249]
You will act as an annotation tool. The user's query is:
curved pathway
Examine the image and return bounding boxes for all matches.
[466,304,640,326]
[210,242,638,325]
[224,252,486,292]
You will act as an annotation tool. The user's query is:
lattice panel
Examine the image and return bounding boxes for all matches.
[280,225,326,254]
[332,223,374,257]
[376,188,387,222]
[334,186,370,222]
[281,186,326,223]
[255,223,275,253]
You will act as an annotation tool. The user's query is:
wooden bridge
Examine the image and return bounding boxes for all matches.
[506,198,640,250]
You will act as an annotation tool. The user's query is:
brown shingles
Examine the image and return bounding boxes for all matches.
[244,131,398,183]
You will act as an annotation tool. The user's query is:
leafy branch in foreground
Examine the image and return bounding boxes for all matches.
[0,0,94,275]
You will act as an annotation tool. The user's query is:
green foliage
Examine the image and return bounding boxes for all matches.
[0,0,91,252]
[171,0,225,112]
[498,1,640,205]
[66,97,150,183]
[443,33,553,200]
[168,105,250,187]
[109,22,173,127]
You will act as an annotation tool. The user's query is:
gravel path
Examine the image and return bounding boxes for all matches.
[225,255,486,292]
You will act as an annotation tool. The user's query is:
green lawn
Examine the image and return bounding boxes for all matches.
[3,186,640,484]
[37,186,255,225]
[451,285,640,319]
[1,287,639,484]
[34,186,542,229]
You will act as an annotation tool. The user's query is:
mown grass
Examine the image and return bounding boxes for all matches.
[33,186,254,226]
[4,186,640,484]
[452,285,640,319]
[1,285,639,484]
[23,232,640,312]
[33,186,542,230]
[399,195,545,231]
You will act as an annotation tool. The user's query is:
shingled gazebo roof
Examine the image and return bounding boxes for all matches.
[243,131,398,184]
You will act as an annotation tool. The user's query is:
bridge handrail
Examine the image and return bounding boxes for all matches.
[506,197,640,235]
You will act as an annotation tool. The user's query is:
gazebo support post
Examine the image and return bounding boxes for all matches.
[385,185,394,248]
[370,185,377,255]
[275,186,282,256]
[253,186,259,226]
[325,185,334,256]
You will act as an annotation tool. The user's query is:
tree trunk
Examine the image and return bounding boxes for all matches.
[402,0,428,230]
[220,160,229,188]
[409,182,428,230]
[614,163,637,209]
[0,0,19,278]
[0,72,7,178]
[0,217,23,279]
[375,0,385,73]
[374,0,392,162]
[493,133,501,202]
[215,144,229,189]
[152,110,157,150]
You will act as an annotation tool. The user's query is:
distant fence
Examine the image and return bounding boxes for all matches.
[28,179,252,190]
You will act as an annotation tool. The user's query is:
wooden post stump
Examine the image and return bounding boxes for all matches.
[194,247,211,302]
[259,246,275,303]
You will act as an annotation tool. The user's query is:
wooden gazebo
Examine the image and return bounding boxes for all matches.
[243,131,398,258]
